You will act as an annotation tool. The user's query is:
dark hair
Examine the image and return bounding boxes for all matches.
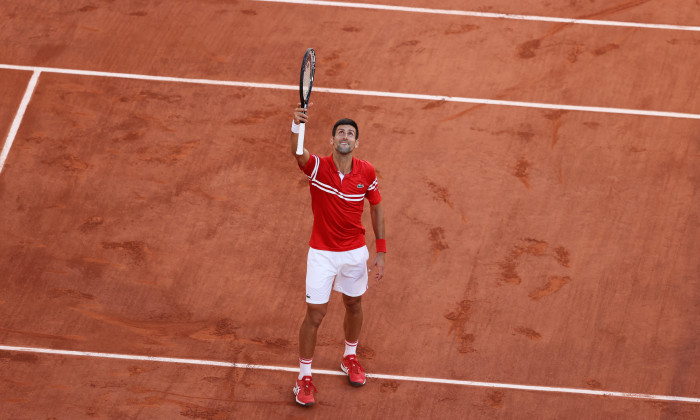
[332,118,359,139]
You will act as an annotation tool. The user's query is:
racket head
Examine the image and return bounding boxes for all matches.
[299,48,316,109]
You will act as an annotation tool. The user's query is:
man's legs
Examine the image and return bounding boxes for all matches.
[299,302,329,361]
[341,294,366,386]
[342,294,363,345]
[294,302,328,406]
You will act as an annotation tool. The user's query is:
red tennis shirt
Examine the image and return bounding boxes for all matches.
[300,154,382,251]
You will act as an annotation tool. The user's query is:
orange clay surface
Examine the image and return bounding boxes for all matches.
[0,1,699,419]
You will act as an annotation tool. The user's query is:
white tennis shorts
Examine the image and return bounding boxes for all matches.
[305,246,369,304]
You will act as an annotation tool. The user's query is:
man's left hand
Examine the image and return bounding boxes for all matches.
[368,253,385,282]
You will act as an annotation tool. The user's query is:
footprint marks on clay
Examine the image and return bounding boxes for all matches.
[528,275,571,301]
[428,227,449,263]
[445,299,476,354]
[424,177,454,209]
[513,158,531,189]
[498,238,572,301]
[380,380,400,393]
[513,326,543,341]
[486,390,505,408]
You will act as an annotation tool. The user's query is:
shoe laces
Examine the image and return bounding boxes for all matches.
[301,377,317,395]
[346,356,363,374]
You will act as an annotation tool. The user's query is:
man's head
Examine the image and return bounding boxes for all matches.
[332,118,359,139]
[330,118,359,155]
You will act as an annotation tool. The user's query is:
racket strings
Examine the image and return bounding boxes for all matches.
[302,60,313,97]
[299,48,315,107]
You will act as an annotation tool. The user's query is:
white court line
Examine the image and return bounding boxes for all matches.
[1,345,699,404]
[0,70,41,174]
[1,64,698,120]
[253,0,700,32]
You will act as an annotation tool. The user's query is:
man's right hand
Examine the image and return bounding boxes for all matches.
[294,103,310,124]
[291,103,311,166]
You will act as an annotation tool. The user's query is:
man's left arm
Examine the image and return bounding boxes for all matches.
[369,202,385,282]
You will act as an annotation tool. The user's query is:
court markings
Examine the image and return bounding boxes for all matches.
[253,0,700,32]
[0,345,698,404]
[0,8,697,409]
[2,63,698,174]
[0,64,698,120]
[0,70,40,174]
[0,1,696,411]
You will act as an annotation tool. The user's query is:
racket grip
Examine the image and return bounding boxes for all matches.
[295,122,306,155]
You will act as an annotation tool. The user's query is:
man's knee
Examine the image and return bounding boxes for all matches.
[342,294,363,314]
[304,303,328,327]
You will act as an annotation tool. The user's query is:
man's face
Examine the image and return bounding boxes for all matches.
[331,124,358,155]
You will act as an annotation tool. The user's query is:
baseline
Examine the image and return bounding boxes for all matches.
[0,64,698,120]
[253,0,700,32]
[1,345,698,404]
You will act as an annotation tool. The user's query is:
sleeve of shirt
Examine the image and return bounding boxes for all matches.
[365,164,382,205]
[300,154,318,177]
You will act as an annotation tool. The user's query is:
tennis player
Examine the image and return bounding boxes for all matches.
[290,104,386,406]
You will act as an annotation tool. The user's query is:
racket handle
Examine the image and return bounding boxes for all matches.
[295,122,306,155]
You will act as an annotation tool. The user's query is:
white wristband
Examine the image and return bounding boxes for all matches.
[291,120,300,134]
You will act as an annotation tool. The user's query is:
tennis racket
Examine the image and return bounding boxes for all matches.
[296,48,316,155]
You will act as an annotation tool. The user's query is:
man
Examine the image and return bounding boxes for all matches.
[290,104,386,406]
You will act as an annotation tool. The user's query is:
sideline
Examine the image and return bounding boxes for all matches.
[0,70,41,174]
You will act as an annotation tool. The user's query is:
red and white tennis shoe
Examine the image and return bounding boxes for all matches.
[341,354,366,386]
[293,375,318,406]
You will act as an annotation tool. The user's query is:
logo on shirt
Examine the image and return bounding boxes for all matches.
[357,183,364,188]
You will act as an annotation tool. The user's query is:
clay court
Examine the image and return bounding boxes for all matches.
[0,0,699,418]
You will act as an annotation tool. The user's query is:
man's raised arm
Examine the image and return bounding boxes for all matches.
[291,104,311,168]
